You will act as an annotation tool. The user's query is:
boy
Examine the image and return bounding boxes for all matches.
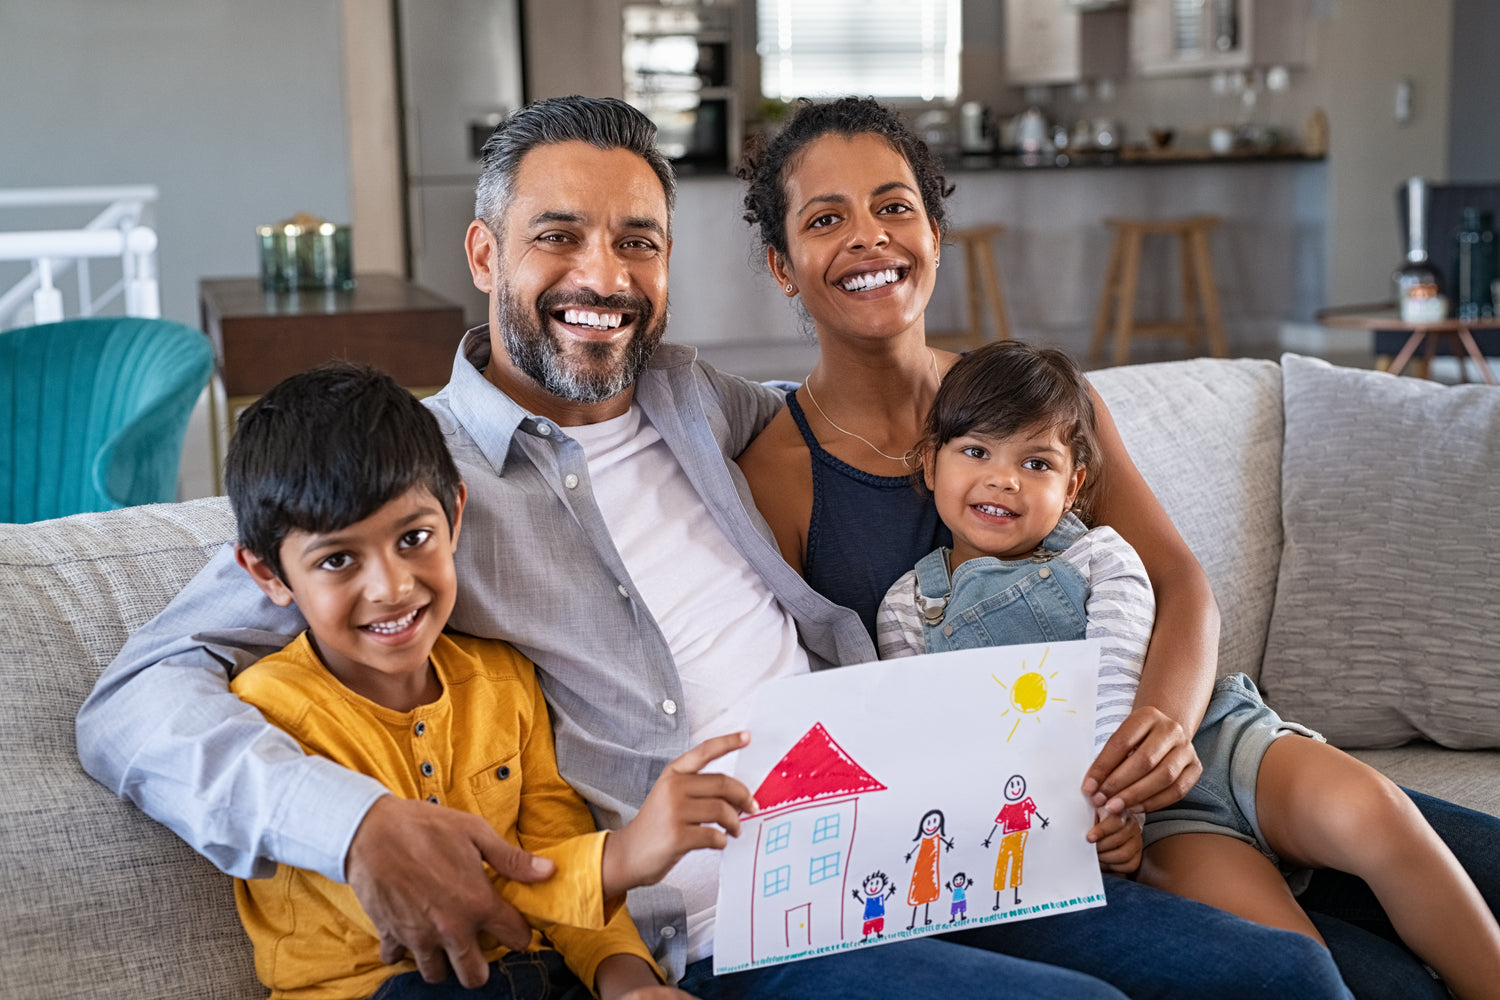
[225,361,749,1000]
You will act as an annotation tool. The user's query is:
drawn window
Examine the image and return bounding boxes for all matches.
[763,865,792,896]
[811,814,840,844]
[808,851,841,884]
[765,821,791,854]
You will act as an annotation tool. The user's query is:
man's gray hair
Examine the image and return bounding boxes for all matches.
[474,95,676,231]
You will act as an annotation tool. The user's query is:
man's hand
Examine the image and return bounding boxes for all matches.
[346,795,554,988]
[1082,706,1201,815]
[1088,807,1143,875]
[602,732,756,896]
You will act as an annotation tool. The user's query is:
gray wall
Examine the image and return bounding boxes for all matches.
[0,1,353,327]
[1448,0,1500,183]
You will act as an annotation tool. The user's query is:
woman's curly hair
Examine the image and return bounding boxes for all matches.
[738,96,953,261]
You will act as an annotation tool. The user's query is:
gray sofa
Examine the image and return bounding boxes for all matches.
[1,354,1496,998]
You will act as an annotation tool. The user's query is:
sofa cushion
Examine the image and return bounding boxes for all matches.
[0,497,262,999]
[1089,358,1285,685]
[1260,354,1500,749]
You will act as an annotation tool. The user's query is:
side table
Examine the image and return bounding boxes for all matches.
[1315,305,1499,386]
[200,273,466,491]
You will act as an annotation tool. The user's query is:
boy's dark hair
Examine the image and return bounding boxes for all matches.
[738,96,953,260]
[225,361,461,581]
[918,341,1103,518]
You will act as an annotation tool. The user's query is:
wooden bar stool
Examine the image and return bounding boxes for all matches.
[927,224,1012,350]
[1090,215,1228,365]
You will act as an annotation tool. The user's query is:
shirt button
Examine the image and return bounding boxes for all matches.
[496,765,511,780]
[662,699,678,716]
[1038,566,1052,579]
[617,584,629,598]
[535,421,552,437]
[426,795,440,804]
[413,721,426,737]
[420,761,434,777]
[660,926,677,940]
[564,473,579,489]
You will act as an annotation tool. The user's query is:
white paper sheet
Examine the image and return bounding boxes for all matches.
[712,640,1107,973]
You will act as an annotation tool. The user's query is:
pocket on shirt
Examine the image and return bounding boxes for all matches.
[470,750,523,823]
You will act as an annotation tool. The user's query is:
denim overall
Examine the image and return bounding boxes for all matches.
[915,512,1091,653]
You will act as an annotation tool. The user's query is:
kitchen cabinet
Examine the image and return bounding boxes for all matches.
[1005,0,1127,86]
[1131,0,1311,76]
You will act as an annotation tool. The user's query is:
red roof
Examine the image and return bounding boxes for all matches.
[752,722,886,812]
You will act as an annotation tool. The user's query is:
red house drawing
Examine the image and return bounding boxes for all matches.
[746,723,887,960]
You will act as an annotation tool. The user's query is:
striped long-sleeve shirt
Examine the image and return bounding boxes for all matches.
[874,525,1155,748]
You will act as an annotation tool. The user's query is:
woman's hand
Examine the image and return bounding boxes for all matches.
[1082,706,1202,815]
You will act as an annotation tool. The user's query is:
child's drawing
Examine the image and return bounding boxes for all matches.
[903,808,955,929]
[946,872,973,923]
[851,871,898,940]
[713,641,1108,974]
[983,774,1049,908]
[743,722,888,959]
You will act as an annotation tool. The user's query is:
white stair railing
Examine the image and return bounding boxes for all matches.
[0,185,160,329]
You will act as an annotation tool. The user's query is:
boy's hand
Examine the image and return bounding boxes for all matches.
[602,732,756,896]
[595,954,700,1000]
[1081,706,1201,815]
[1087,806,1143,875]
[347,795,554,988]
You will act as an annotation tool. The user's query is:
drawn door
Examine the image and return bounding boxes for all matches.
[784,903,812,949]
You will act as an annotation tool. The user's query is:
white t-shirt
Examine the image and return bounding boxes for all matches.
[567,404,810,962]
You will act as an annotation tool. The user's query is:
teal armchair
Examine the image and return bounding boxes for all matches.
[1,317,214,522]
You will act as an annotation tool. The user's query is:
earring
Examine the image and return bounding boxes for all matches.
[785,283,795,294]
[934,256,941,268]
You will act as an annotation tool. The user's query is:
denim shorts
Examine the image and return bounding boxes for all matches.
[1143,672,1324,890]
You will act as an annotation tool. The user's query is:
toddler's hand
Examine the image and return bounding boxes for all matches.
[1088,806,1142,875]
[602,732,756,895]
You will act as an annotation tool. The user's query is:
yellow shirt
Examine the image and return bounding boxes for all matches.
[230,631,656,999]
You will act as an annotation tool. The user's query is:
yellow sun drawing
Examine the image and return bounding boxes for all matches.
[992,647,1075,742]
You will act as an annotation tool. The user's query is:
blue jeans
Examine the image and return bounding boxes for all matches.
[943,874,1353,1000]
[680,935,1126,1000]
[942,788,1498,1000]
[1300,788,1500,1000]
[370,950,590,1000]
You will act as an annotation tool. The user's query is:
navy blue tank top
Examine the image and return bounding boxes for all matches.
[785,388,951,641]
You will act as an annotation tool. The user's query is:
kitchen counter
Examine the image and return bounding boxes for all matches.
[659,152,1329,380]
[946,148,1325,171]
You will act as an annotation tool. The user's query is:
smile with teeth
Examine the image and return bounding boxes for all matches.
[560,307,626,330]
[974,503,1018,518]
[841,267,904,292]
[363,607,422,635]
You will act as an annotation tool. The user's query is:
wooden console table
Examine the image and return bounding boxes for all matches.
[1315,305,1498,386]
[199,274,466,491]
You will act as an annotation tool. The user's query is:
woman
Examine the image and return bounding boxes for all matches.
[734,96,1499,1000]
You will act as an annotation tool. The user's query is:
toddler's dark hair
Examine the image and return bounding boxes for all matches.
[225,361,461,581]
[918,342,1103,517]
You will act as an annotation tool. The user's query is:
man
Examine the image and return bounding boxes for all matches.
[77,97,1344,999]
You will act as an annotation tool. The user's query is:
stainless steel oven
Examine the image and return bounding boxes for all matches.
[623,3,739,171]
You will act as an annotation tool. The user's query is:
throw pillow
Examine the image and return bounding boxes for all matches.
[1259,354,1500,749]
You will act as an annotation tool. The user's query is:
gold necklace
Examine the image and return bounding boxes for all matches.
[802,349,941,465]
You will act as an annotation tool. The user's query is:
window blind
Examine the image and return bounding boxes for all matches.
[757,0,962,102]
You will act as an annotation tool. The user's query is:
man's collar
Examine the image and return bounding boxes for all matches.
[444,326,701,473]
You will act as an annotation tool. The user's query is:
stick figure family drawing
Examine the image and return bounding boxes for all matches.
[855,775,1050,938]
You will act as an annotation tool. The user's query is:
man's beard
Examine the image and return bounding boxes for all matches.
[497,283,667,404]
